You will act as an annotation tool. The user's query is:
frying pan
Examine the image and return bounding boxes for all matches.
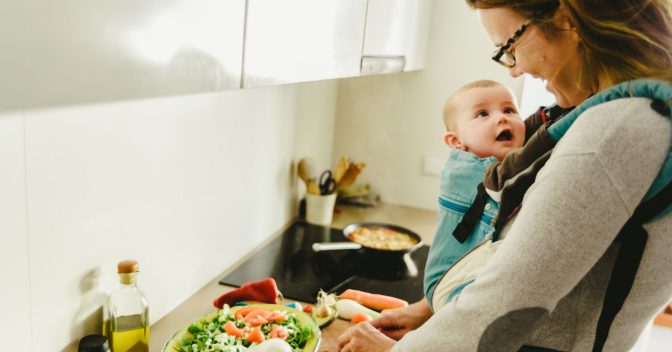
[312,222,423,257]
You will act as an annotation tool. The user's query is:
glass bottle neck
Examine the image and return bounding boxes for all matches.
[118,272,138,286]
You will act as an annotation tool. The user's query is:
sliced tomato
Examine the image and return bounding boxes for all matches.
[234,306,270,320]
[246,326,265,344]
[244,310,272,326]
[223,320,245,338]
[302,304,314,313]
[269,324,289,340]
[268,310,287,323]
[244,315,269,326]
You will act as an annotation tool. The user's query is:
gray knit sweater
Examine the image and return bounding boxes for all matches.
[393,98,672,351]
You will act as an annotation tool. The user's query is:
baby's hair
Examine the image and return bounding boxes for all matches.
[443,79,505,131]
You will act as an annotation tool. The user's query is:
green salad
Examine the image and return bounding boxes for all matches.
[178,305,314,352]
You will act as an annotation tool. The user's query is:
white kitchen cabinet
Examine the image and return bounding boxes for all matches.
[243,0,368,88]
[361,0,433,75]
[0,0,245,110]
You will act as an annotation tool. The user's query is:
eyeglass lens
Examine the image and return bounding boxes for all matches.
[491,21,531,68]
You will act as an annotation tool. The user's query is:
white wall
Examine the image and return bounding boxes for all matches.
[333,0,523,210]
[0,80,338,351]
[520,75,557,118]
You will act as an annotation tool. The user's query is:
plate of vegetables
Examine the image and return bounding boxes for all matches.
[162,303,320,352]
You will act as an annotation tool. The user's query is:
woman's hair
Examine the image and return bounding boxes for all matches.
[465,0,672,91]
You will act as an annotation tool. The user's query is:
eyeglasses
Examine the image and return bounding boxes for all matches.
[491,20,532,68]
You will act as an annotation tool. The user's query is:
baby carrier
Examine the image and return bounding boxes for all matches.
[435,79,672,352]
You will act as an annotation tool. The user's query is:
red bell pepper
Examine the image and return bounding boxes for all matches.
[213,278,282,308]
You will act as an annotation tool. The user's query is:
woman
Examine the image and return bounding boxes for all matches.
[337,1,672,351]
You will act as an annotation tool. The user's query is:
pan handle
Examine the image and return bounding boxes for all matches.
[312,242,362,252]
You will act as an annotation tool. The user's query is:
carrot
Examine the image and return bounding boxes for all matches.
[350,312,372,324]
[246,326,265,344]
[339,289,408,311]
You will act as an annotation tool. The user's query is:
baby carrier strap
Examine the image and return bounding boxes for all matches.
[548,79,672,143]
[584,82,672,350]
[548,80,672,351]
[453,183,489,243]
[593,152,672,352]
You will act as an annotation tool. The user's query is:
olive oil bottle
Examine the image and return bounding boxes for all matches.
[108,260,149,352]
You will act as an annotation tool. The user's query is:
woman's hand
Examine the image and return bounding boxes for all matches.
[336,299,433,352]
[370,299,433,340]
[336,322,396,352]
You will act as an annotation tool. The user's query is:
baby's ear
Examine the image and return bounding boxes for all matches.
[444,132,465,150]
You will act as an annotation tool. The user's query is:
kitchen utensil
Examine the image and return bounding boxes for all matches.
[336,162,366,190]
[305,193,337,225]
[333,156,350,183]
[162,304,321,352]
[312,223,423,259]
[219,221,429,303]
[318,170,337,195]
[307,178,321,195]
[298,159,310,184]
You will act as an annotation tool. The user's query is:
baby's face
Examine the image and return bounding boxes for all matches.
[451,85,525,160]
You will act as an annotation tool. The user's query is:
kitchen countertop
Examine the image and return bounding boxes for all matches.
[150,202,436,352]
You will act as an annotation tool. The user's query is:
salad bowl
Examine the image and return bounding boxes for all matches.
[162,303,320,352]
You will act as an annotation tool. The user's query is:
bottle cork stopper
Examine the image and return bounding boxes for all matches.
[117,260,139,274]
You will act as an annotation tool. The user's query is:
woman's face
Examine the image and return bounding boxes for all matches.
[477,7,590,107]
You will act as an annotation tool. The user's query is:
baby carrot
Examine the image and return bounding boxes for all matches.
[339,289,408,311]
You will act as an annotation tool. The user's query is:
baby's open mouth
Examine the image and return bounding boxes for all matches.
[496,130,513,141]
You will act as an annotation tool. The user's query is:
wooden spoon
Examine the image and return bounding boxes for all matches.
[298,159,310,184]
[307,178,321,195]
[337,162,366,190]
[333,156,350,183]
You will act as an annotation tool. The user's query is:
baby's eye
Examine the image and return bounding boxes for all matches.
[503,107,518,115]
[475,111,489,118]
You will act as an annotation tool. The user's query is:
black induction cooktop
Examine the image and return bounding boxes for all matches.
[219,220,429,304]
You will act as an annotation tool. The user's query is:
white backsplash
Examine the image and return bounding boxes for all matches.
[0,80,338,351]
[0,111,31,347]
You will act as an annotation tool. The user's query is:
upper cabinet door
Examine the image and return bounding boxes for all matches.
[362,0,433,74]
[243,0,367,88]
[0,0,245,111]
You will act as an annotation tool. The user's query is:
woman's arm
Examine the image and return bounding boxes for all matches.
[392,99,671,351]
[336,299,432,352]
[370,299,433,340]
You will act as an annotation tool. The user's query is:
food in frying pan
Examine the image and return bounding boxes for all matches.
[347,226,418,250]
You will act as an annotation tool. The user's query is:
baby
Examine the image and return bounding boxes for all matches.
[442,80,526,161]
[424,79,534,311]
